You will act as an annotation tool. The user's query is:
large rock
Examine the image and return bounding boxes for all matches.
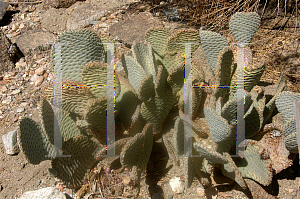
[40,7,69,34]
[0,29,15,74]
[12,29,55,57]
[19,187,67,199]
[109,12,163,45]
[0,0,8,21]
[65,2,108,30]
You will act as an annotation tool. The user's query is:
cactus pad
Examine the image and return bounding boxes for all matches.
[193,139,228,164]
[120,123,153,170]
[167,29,200,56]
[275,91,300,124]
[51,29,105,82]
[229,12,261,45]
[84,96,108,131]
[199,30,228,75]
[204,107,235,143]
[138,74,155,102]
[145,27,171,57]
[17,118,58,165]
[236,143,273,186]
[50,135,101,189]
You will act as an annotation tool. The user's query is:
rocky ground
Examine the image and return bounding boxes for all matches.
[0,0,300,198]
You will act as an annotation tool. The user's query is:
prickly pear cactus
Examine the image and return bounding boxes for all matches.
[16,12,297,196]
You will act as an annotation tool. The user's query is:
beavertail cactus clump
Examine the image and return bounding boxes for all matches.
[15,12,299,197]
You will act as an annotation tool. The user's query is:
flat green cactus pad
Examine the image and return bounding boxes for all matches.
[283,117,296,137]
[132,42,157,83]
[167,62,185,93]
[81,61,121,99]
[50,135,101,189]
[199,30,228,75]
[155,65,169,96]
[42,80,94,116]
[120,123,153,170]
[229,12,261,45]
[173,117,185,155]
[140,88,176,129]
[222,153,247,190]
[39,98,84,144]
[214,46,234,99]
[204,107,235,143]
[17,118,58,165]
[221,92,252,126]
[51,29,105,82]
[167,29,200,56]
[84,96,108,132]
[162,52,184,74]
[275,91,300,124]
[244,61,266,92]
[145,27,171,57]
[282,117,298,153]
[123,55,147,94]
[264,73,286,124]
[236,143,273,186]
[285,131,298,154]
[193,139,228,164]
[116,75,139,129]
[138,74,154,102]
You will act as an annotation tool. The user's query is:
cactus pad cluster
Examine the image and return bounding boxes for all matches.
[16,11,299,197]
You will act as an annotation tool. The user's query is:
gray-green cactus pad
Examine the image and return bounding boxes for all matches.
[222,153,247,190]
[39,98,84,144]
[51,29,105,82]
[138,74,154,102]
[155,65,169,96]
[199,30,228,75]
[236,143,272,186]
[275,91,300,124]
[120,123,153,170]
[132,42,157,83]
[123,55,147,94]
[229,12,261,45]
[167,29,200,56]
[42,79,94,116]
[84,96,108,131]
[81,61,121,99]
[285,131,298,153]
[204,107,235,143]
[50,135,101,189]
[214,46,234,98]
[193,139,228,164]
[167,63,185,93]
[116,75,139,129]
[17,118,58,165]
[145,27,171,57]
[140,88,176,129]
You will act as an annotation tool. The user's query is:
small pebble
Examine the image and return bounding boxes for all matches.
[19,23,25,29]
[35,76,44,86]
[35,67,45,76]
[10,89,20,95]
[17,107,25,113]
